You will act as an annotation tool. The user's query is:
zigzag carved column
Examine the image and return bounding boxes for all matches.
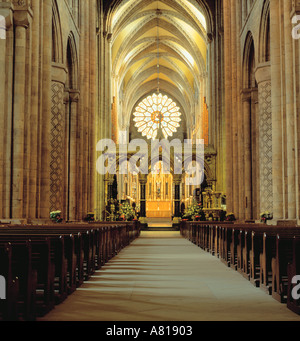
[255,64,273,216]
[50,65,67,213]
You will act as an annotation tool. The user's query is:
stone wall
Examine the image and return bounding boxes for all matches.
[0,0,97,222]
[224,0,300,224]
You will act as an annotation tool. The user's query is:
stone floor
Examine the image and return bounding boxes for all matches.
[38,231,300,322]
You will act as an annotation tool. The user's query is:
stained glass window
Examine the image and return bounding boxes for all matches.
[133,93,182,140]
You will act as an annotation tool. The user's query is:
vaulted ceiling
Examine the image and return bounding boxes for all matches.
[104,0,213,137]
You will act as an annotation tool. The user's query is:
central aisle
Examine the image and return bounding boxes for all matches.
[38,231,300,321]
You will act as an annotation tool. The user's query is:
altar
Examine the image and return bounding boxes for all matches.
[146,201,172,218]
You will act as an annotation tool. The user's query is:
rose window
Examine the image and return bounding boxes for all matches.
[133,93,182,140]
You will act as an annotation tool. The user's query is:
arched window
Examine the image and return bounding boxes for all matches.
[133,93,181,140]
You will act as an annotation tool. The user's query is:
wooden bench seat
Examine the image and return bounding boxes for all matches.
[0,221,140,321]
[287,237,300,315]
[0,228,91,286]
[0,232,71,301]
[258,229,300,295]
[271,232,300,303]
[0,239,37,321]
[0,243,19,321]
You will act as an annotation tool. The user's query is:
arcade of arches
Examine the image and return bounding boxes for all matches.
[0,0,300,226]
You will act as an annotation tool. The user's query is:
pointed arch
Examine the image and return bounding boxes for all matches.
[52,0,63,63]
[243,32,256,89]
[66,33,79,90]
[258,0,270,63]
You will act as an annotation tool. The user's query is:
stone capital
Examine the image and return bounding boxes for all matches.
[63,91,70,105]
[103,31,112,42]
[51,62,68,85]
[0,2,14,30]
[241,89,252,102]
[69,89,80,103]
[255,63,271,84]
[13,2,33,28]
[291,0,300,16]
[173,174,182,185]
[139,174,148,185]
[207,32,214,44]
[251,89,258,104]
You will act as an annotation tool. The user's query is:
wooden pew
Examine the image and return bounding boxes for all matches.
[0,231,69,303]
[235,225,298,288]
[219,225,234,267]
[180,221,234,259]
[0,243,19,321]
[0,233,66,310]
[239,225,268,282]
[5,221,140,279]
[287,237,300,315]
[248,230,266,285]
[213,225,222,258]
[0,239,37,321]
[3,224,98,282]
[271,231,300,303]
[229,227,241,271]
[209,224,217,256]
[259,228,300,295]
[0,221,141,320]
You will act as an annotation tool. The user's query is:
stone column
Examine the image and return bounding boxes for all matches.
[105,33,112,140]
[270,0,284,221]
[139,175,147,218]
[28,0,40,220]
[292,0,300,222]
[89,0,97,216]
[40,0,52,219]
[0,2,13,219]
[242,89,252,220]
[12,7,32,218]
[284,0,296,220]
[83,0,89,218]
[223,0,233,214]
[50,82,66,213]
[173,175,182,218]
[230,0,239,219]
[251,88,259,219]
[236,0,244,221]
[255,64,273,216]
[69,90,80,221]
[96,10,105,221]
[106,175,114,202]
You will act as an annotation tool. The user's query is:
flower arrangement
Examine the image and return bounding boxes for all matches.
[50,211,63,223]
[183,200,206,222]
[260,211,273,224]
[118,202,135,221]
[226,213,236,222]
